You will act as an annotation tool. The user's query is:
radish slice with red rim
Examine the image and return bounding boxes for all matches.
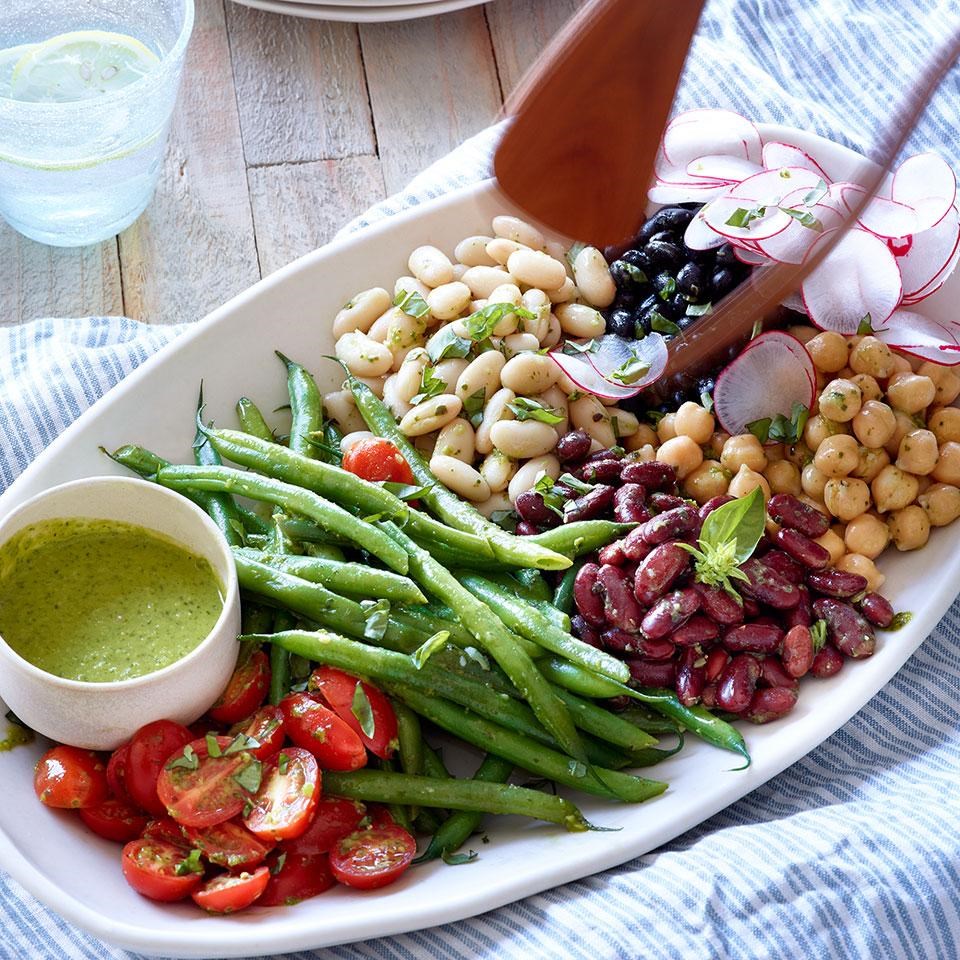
[713,331,815,437]
[686,155,762,183]
[648,182,728,206]
[733,244,767,265]
[781,290,806,313]
[548,349,640,400]
[761,141,831,181]
[754,201,843,264]
[891,154,956,231]
[896,205,960,299]
[662,109,762,168]
[701,195,792,242]
[800,228,903,334]
[586,333,669,391]
[839,185,919,238]
[874,309,960,365]
[683,208,727,250]
[728,166,825,203]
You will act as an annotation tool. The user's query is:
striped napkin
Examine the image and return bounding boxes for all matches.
[3,0,960,957]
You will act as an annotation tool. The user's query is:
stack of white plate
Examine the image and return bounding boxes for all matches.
[229,0,491,23]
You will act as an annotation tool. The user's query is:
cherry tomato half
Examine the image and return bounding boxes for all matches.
[141,817,191,850]
[106,742,132,802]
[127,720,193,817]
[192,866,270,914]
[287,796,367,857]
[257,851,335,907]
[329,825,416,890]
[79,798,150,843]
[182,819,272,870]
[34,746,108,809]
[157,736,261,829]
[121,839,203,902]
[341,438,415,485]
[208,651,271,725]
[279,693,367,772]
[243,747,320,843]
[309,667,398,760]
[230,705,285,762]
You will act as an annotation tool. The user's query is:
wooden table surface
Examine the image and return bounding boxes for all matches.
[3,0,582,328]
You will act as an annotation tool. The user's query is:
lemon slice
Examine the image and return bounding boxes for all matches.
[9,30,160,103]
[0,42,37,92]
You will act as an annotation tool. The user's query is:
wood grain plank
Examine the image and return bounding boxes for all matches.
[248,156,385,278]
[359,9,503,195]
[485,0,584,97]
[118,0,259,326]
[0,232,122,327]
[225,5,374,166]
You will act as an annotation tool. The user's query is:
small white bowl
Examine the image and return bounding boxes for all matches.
[0,475,240,750]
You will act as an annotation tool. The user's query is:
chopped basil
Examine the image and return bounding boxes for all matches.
[779,206,823,231]
[278,752,289,775]
[610,352,652,385]
[646,409,666,425]
[462,302,536,342]
[508,397,564,424]
[565,240,588,271]
[888,611,914,631]
[686,301,713,317]
[700,389,714,413]
[174,848,205,876]
[725,205,766,229]
[810,619,828,652]
[442,849,478,865]
[411,630,451,670]
[533,472,566,517]
[270,852,288,876]
[857,313,875,335]
[650,311,681,337]
[621,261,648,284]
[233,759,262,795]
[382,480,434,501]
[394,288,430,319]
[205,733,222,758]
[224,733,261,756]
[557,472,595,495]
[361,598,391,640]
[802,179,828,207]
[410,365,447,405]
[464,387,486,428]
[746,417,772,444]
[166,744,199,772]
[658,277,677,301]
[427,325,472,363]
[351,682,376,739]
[562,338,599,355]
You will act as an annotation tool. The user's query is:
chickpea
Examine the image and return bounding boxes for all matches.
[625,423,658,452]
[804,413,848,451]
[885,410,921,459]
[851,446,890,484]
[813,434,861,478]
[917,361,960,406]
[871,464,920,513]
[727,464,771,499]
[764,459,802,496]
[656,413,677,443]
[895,428,939,476]
[932,441,960,485]
[720,434,767,473]
[788,324,819,344]
[928,407,960,445]
[849,374,882,403]
[823,477,871,522]
[806,331,849,373]
[673,402,715,445]
[887,504,931,551]
[785,441,813,467]
[848,336,896,378]
[815,528,846,564]
[656,436,704,479]
[801,462,829,500]
[918,483,960,526]
[837,553,886,591]
[818,378,862,422]
[891,354,913,375]
[683,461,732,504]
[844,513,890,559]
[799,494,829,516]
[886,373,937,414]
[706,431,730,460]
[852,400,896,449]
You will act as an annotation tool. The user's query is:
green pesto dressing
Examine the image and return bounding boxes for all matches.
[0,517,224,683]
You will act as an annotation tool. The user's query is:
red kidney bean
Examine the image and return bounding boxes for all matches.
[752,533,774,557]
[648,492,686,512]
[571,615,602,649]
[767,493,831,539]
[627,657,677,687]
[604,695,632,711]
[641,587,701,640]
[515,490,557,526]
[781,625,815,678]
[704,647,730,683]
[600,627,639,654]
[555,430,592,463]
[806,569,868,599]
[860,593,895,628]
[598,539,627,566]
[636,636,676,660]
[515,520,540,536]
[785,585,813,628]
[761,549,804,585]
[740,557,801,609]
[621,460,677,490]
[812,598,875,658]
[745,686,798,723]
[622,527,653,561]
[598,564,645,633]
[638,505,699,545]
[774,527,830,570]
[723,623,783,654]
[716,654,761,714]
[578,459,622,483]
[701,682,718,708]
[564,485,615,523]
[757,656,798,689]
[587,447,624,463]
[573,562,606,627]
[698,495,734,521]
[633,542,690,605]
[675,647,706,706]
[743,597,762,617]
[693,583,745,626]
[613,484,649,524]
[811,643,844,678]
[671,614,720,647]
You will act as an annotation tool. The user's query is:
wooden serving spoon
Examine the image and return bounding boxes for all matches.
[493,0,706,248]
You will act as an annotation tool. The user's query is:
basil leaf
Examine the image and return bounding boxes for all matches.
[810,619,828,652]
[802,179,828,207]
[508,397,564,424]
[779,206,823,231]
[442,849,478,865]
[857,313,875,335]
[411,630,451,670]
[410,365,447,405]
[565,240,588,271]
[278,752,289,775]
[205,733,222,758]
[382,481,433,501]
[609,347,653,384]
[394,288,430,319]
[686,301,713,317]
[270,852,287,876]
[351,682,376,739]
[427,325,472,363]
[361,598,391,640]
[532,472,566,517]
[174,849,205,876]
[562,338,599,355]
[620,261,648,284]
[699,486,766,564]
[557,472,595,495]
[224,733,261,756]
[462,302,536,341]
[725,205,766,228]
[166,744,199,771]
[464,387,486,428]
[746,417,771,444]
[658,277,677,301]
[888,611,913,631]
[233,759,262,795]
[700,389,714,413]
[650,311,681,337]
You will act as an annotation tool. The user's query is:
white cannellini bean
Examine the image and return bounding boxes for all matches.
[541,312,563,349]
[451,263,469,282]
[456,351,506,406]
[324,390,367,434]
[490,419,558,459]
[476,387,516,455]
[492,214,546,251]
[500,353,561,395]
[508,454,561,502]
[545,240,574,276]
[572,246,617,308]
[367,307,395,343]
[520,288,551,342]
[352,376,385,398]
[340,430,375,453]
[606,407,640,438]
[385,309,427,353]
[434,357,470,392]
[394,275,430,301]
[507,249,567,290]
[383,374,412,419]
[398,394,463,436]
[455,235,497,267]
[548,277,579,304]
[462,265,512,299]
[335,331,393,378]
[486,237,526,265]
[390,346,419,372]
[476,490,513,518]
[395,349,430,404]
[408,245,454,288]
[426,281,472,321]
[434,418,476,463]
[502,332,540,358]
[480,449,517,493]
[541,385,569,436]
[487,282,523,335]
[570,394,617,447]
[430,454,491,502]
[332,287,392,338]
[555,302,606,338]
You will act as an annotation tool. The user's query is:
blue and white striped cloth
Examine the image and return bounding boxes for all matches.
[3,0,960,957]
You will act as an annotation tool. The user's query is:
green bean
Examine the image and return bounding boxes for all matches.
[421,744,451,781]
[614,705,683,736]
[155,464,408,574]
[393,699,424,819]
[528,521,636,559]
[415,754,514,863]
[321,420,344,466]
[489,569,551,604]
[277,352,323,459]
[375,757,413,833]
[345,372,570,571]
[549,687,657,752]
[323,768,591,831]
[241,603,274,635]
[553,558,587,616]
[269,610,296,705]
[414,745,450,834]
[236,397,275,442]
[628,734,686,767]
[460,574,629,684]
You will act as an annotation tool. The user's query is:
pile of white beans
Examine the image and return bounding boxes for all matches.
[326,215,645,515]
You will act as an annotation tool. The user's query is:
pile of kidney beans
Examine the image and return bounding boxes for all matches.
[515,431,898,724]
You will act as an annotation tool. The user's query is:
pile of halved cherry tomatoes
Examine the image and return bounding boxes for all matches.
[33,656,416,913]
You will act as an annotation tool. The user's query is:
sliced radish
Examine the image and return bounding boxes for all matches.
[761,141,831,181]
[891,154,956,231]
[686,155,762,183]
[896,205,960,299]
[838,185,919,238]
[781,290,806,313]
[662,109,762,167]
[728,166,824,203]
[648,182,728,206]
[684,207,727,250]
[800,228,902,334]
[902,232,960,305]
[743,330,816,393]
[549,350,640,400]
[701,195,792,242]
[713,331,816,437]
[586,333,668,390]
[874,309,960,365]
[733,244,767,265]
[754,201,844,264]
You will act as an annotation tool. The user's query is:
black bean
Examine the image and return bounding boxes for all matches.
[638,207,694,243]
[645,239,684,271]
[607,307,636,339]
[676,261,705,299]
[610,259,648,289]
[714,243,739,267]
[711,267,737,299]
[621,248,651,271]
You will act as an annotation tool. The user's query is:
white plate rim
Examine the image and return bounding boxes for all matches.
[226,0,489,22]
